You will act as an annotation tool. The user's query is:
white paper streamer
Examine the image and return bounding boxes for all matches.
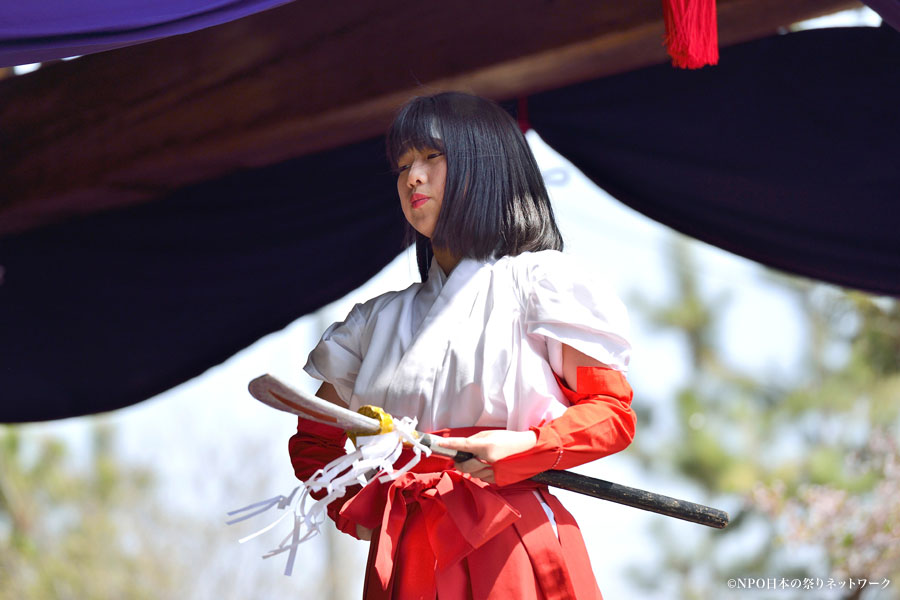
[227,416,431,576]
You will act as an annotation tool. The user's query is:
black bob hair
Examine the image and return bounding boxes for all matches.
[387,92,563,280]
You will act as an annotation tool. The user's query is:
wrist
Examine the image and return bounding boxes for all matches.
[522,429,537,448]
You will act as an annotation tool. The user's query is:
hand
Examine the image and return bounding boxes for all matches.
[438,430,537,484]
[356,524,373,541]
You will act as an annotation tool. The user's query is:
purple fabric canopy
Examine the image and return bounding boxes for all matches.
[3,0,897,68]
[0,0,294,67]
[0,26,897,422]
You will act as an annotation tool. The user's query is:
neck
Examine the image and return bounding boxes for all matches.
[432,246,461,276]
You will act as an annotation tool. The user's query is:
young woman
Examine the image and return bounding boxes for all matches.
[289,92,636,600]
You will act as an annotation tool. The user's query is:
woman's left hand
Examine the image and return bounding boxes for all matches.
[438,430,537,484]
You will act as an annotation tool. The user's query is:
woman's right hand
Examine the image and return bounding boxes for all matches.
[439,430,538,484]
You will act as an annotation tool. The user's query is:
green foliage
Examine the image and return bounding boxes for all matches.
[630,237,900,598]
[0,423,180,600]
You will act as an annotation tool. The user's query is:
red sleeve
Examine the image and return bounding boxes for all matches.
[492,366,636,487]
[287,417,348,482]
[287,417,365,537]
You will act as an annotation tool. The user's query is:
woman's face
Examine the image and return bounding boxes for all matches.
[397,147,446,239]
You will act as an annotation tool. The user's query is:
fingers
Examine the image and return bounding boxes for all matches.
[453,456,495,484]
[435,437,480,463]
[478,472,495,484]
[355,524,373,541]
[435,438,497,484]
[435,436,471,451]
[454,457,485,472]
[436,430,537,463]
[469,464,495,484]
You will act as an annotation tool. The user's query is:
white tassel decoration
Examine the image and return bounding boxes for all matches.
[227,416,431,576]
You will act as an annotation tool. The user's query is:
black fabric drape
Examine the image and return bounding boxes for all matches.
[863,0,900,32]
[529,25,900,298]
[1,26,897,423]
[0,137,403,422]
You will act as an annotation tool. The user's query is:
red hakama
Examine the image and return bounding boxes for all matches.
[289,367,634,600]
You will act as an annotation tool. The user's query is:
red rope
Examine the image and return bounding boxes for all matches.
[517,96,532,134]
[662,0,719,69]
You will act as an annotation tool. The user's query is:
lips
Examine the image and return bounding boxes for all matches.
[411,193,429,209]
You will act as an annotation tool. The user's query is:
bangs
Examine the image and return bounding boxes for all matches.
[386,91,562,281]
[386,97,445,168]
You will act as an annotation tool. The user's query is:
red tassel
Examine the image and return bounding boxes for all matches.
[516,96,531,134]
[662,0,719,69]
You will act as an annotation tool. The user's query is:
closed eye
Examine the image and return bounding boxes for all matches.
[427,152,443,160]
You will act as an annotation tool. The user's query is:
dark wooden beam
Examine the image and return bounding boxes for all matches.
[0,0,859,236]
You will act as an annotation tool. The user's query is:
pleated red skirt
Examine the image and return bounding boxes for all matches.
[334,428,603,600]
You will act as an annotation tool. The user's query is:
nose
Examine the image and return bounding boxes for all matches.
[406,160,426,188]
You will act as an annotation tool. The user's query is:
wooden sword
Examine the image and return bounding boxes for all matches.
[249,374,730,529]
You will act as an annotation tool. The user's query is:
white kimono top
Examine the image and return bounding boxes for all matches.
[304,250,631,433]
